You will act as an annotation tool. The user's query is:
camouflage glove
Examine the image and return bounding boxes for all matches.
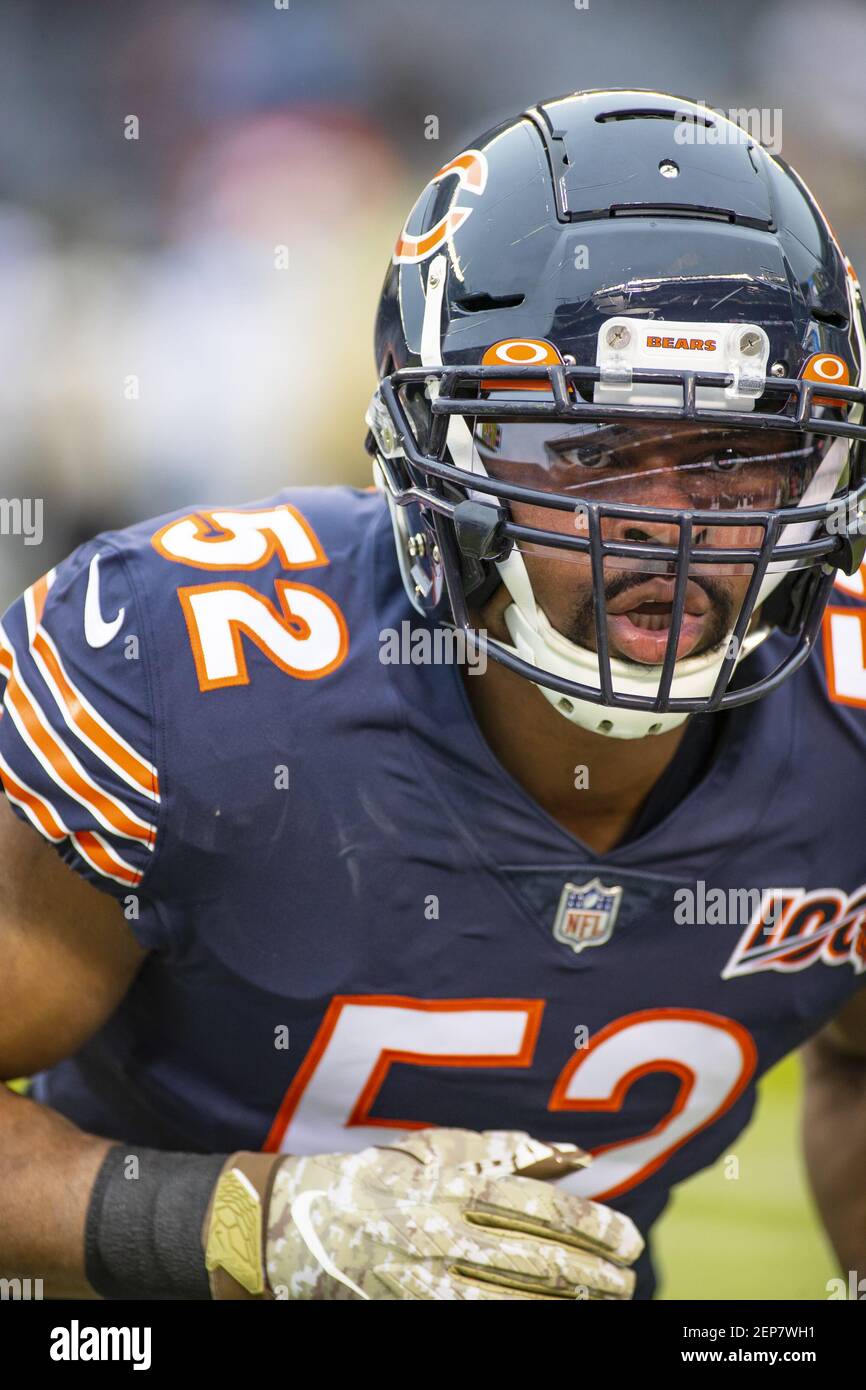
[204,1128,643,1300]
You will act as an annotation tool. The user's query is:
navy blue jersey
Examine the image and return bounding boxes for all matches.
[2,487,866,1299]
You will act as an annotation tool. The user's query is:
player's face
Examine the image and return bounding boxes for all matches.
[472,420,828,666]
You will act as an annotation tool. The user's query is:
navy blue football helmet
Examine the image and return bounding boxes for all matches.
[367,90,866,737]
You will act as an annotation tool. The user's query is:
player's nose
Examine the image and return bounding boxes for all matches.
[604,512,711,552]
[592,454,713,551]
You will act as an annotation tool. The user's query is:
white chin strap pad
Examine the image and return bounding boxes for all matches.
[499,542,728,739]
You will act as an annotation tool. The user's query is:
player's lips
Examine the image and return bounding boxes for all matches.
[605,578,711,664]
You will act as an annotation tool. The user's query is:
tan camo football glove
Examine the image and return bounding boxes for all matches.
[203,1127,644,1300]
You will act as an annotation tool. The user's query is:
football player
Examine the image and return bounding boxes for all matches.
[2,89,866,1301]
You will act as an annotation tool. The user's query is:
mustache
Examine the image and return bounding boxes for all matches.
[568,570,736,654]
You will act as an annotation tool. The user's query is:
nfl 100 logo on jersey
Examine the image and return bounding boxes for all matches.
[722,886,866,978]
[552,878,623,954]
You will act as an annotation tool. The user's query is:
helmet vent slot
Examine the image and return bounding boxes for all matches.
[596,108,715,128]
[456,292,525,313]
[610,205,732,223]
[811,308,849,330]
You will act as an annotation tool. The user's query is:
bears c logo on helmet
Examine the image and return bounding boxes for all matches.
[393,150,488,265]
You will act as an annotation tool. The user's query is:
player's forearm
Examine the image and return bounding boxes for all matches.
[0,1083,231,1299]
[801,1035,866,1274]
[0,1083,111,1297]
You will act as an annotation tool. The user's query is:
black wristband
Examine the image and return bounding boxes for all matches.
[84,1144,226,1300]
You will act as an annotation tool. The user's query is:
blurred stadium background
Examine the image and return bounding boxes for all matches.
[1,0,859,1298]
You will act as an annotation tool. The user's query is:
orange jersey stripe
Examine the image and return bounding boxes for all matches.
[4,673,153,846]
[32,630,159,799]
[73,830,143,887]
[0,759,66,840]
[29,573,51,627]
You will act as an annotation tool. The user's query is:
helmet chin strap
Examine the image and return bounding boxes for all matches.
[495,545,733,739]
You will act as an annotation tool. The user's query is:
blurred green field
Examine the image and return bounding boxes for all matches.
[654,1052,838,1300]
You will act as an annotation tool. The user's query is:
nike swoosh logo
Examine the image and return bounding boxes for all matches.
[84,555,126,649]
[289,1190,370,1300]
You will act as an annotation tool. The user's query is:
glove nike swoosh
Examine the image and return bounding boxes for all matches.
[289,1190,370,1300]
[84,554,125,648]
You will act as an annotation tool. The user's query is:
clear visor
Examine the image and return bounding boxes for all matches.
[470,417,844,579]
[464,417,848,672]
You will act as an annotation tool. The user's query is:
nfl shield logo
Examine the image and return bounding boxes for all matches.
[552,877,623,954]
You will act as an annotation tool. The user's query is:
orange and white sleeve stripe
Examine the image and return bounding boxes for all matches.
[0,565,157,890]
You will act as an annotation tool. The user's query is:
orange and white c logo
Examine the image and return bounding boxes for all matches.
[393,150,488,265]
[480,338,564,392]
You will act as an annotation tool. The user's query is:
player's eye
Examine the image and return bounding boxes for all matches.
[546,442,616,469]
[706,448,745,471]
[691,448,762,474]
